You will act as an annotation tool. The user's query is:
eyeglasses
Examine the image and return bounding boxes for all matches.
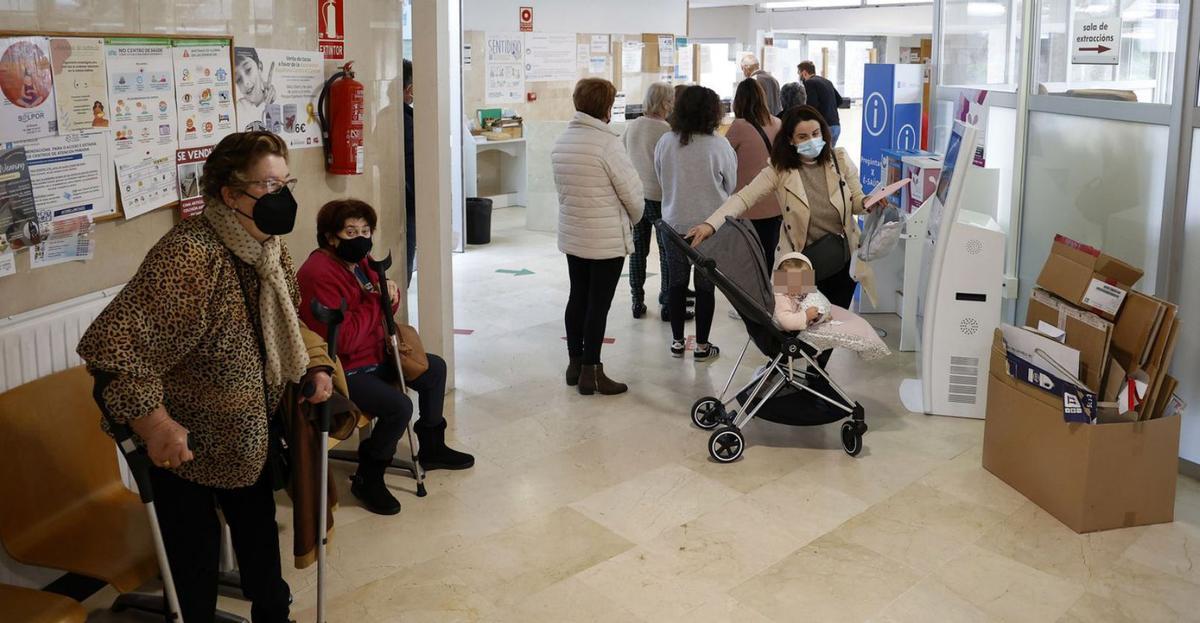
[244,178,298,195]
[340,225,373,238]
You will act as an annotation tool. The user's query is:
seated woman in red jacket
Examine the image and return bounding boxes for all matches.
[297,199,473,516]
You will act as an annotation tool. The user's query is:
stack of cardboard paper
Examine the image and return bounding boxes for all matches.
[983,234,1184,533]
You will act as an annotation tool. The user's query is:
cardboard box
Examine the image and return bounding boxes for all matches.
[902,155,940,213]
[1026,287,1112,391]
[1036,235,1144,320]
[983,331,1180,533]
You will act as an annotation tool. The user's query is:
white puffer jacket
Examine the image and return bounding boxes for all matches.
[553,112,645,259]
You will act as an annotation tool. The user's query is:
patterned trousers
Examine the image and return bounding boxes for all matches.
[629,199,670,306]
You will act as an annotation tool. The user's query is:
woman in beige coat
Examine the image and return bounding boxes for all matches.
[689,106,866,369]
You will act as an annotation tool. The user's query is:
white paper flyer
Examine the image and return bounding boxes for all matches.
[233,47,323,149]
[173,40,236,150]
[49,37,111,133]
[0,36,59,142]
[106,39,178,154]
[115,146,179,219]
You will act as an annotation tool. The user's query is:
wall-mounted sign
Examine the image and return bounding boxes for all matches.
[519,6,534,33]
[1071,16,1120,65]
[318,0,345,60]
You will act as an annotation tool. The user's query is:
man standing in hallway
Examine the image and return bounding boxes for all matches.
[403,59,416,286]
[741,53,781,116]
[799,60,844,145]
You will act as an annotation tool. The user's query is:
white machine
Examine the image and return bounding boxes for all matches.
[900,121,1006,419]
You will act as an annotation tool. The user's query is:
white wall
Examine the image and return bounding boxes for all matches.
[690,5,933,39]
[463,0,688,35]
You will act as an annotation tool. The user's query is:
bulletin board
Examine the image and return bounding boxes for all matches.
[0,29,327,275]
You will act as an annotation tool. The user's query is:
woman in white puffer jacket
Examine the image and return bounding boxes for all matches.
[552,78,644,396]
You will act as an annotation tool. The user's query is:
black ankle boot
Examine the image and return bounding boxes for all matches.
[566,355,582,386]
[417,421,475,471]
[351,459,401,515]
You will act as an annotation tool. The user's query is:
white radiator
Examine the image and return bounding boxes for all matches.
[0,285,123,588]
[0,285,123,393]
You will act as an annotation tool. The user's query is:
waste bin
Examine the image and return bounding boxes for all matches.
[466,197,493,245]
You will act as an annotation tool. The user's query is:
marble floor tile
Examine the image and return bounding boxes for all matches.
[730,534,923,623]
[870,576,996,623]
[569,464,744,546]
[932,544,1085,622]
[494,577,647,623]
[1081,555,1200,623]
[575,546,730,621]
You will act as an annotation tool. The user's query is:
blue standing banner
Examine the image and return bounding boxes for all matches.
[860,64,924,192]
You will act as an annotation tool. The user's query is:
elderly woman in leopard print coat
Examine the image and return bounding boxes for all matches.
[77,132,334,623]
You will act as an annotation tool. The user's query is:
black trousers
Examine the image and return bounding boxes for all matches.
[565,254,624,365]
[345,354,448,462]
[751,216,783,268]
[629,199,670,306]
[814,260,857,368]
[150,467,290,623]
[664,240,715,344]
[405,202,417,287]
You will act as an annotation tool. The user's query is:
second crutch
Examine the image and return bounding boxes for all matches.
[368,252,427,497]
[307,297,346,623]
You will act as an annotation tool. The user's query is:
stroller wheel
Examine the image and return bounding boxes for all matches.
[690,396,723,430]
[709,427,744,463]
[841,421,863,457]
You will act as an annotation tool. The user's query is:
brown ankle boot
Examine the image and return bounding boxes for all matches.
[578,364,628,396]
[566,355,583,387]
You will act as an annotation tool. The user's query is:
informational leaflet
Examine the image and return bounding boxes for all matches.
[49,37,110,133]
[589,56,607,75]
[0,145,39,251]
[658,35,675,67]
[0,36,58,142]
[611,91,626,123]
[115,146,179,219]
[675,38,693,82]
[577,44,589,71]
[233,47,323,149]
[524,33,577,82]
[8,130,116,220]
[176,144,213,218]
[590,35,610,55]
[622,41,643,73]
[106,39,178,154]
[31,229,93,268]
[0,249,14,277]
[173,40,236,150]
[484,33,524,104]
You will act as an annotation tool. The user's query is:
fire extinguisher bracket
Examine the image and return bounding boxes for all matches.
[318,61,366,175]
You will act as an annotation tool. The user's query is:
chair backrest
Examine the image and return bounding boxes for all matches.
[0,366,130,551]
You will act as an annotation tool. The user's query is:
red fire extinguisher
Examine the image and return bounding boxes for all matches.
[318,61,365,175]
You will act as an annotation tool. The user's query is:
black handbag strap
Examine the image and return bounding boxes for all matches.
[750,120,772,155]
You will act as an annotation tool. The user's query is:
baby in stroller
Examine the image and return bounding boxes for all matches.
[771,252,832,331]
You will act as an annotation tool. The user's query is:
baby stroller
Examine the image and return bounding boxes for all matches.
[658,218,870,462]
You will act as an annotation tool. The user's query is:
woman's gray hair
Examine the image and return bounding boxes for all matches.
[642,82,675,118]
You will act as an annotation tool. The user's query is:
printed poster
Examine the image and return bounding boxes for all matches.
[173,40,236,150]
[49,37,110,133]
[524,33,577,82]
[622,41,643,73]
[115,146,179,219]
[0,36,58,142]
[0,145,39,251]
[675,38,693,82]
[233,47,323,149]
[658,35,675,68]
[106,39,178,154]
[176,144,214,218]
[31,228,94,268]
[484,33,524,104]
[589,56,607,75]
[6,130,116,220]
[0,249,13,277]
[590,35,610,55]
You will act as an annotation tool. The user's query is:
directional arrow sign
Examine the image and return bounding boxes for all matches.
[496,268,534,276]
[1071,16,1119,66]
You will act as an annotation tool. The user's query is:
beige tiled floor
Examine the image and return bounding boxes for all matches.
[88,208,1200,622]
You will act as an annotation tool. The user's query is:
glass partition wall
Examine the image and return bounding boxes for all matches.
[932,0,1196,463]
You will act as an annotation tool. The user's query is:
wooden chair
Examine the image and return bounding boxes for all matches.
[0,366,243,622]
[0,584,87,623]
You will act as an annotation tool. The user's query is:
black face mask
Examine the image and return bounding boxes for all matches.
[238,186,298,236]
[334,235,373,263]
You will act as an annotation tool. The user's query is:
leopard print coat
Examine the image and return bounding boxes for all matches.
[78,216,335,489]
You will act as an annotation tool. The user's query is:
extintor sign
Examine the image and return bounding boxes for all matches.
[318,0,345,60]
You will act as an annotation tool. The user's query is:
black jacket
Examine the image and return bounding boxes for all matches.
[404,103,415,217]
[803,75,843,127]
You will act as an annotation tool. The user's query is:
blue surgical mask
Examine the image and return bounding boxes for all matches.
[795,138,825,159]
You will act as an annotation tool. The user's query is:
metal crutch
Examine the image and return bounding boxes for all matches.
[91,375,187,623]
[367,253,427,498]
[306,297,346,623]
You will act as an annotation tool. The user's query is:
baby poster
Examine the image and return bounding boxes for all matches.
[173,40,235,150]
[105,38,178,154]
[49,37,111,133]
[233,47,323,149]
[0,36,58,142]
